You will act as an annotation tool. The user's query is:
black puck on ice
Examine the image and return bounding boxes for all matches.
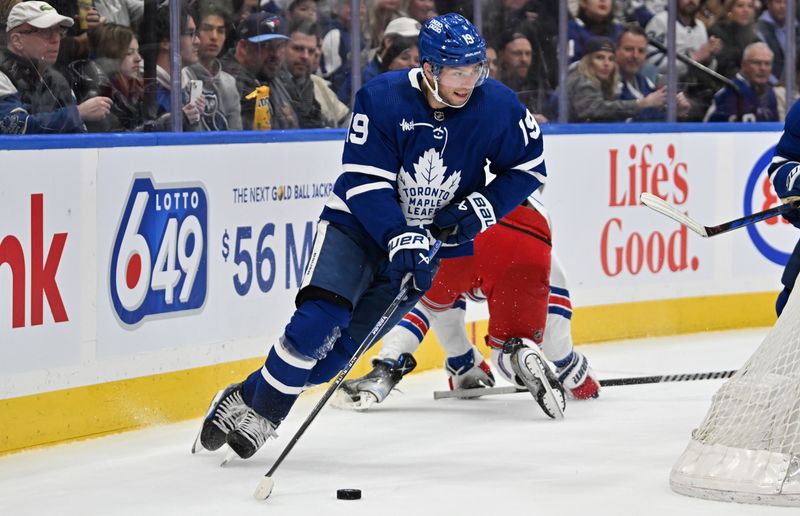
[336,488,362,500]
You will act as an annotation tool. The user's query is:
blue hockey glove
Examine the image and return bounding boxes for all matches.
[431,192,497,245]
[387,226,433,291]
[770,162,800,227]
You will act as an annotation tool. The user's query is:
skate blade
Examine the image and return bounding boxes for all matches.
[220,449,238,467]
[513,351,566,420]
[191,387,227,454]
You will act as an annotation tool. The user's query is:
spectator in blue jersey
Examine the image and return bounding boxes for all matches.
[622,0,666,26]
[152,2,204,129]
[766,100,800,315]
[704,41,778,121]
[568,0,624,63]
[196,13,549,461]
[566,36,667,122]
[0,1,111,133]
[616,24,690,121]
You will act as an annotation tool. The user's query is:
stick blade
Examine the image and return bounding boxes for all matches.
[640,192,708,237]
[253,476,275,500]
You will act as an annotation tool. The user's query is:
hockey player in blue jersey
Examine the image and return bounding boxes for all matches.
[768,100,800,316]
[194,13,547,460]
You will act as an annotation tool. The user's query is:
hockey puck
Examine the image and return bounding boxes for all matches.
[336,488,361,500]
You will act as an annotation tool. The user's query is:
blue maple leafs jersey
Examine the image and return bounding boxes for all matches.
[320,68,547,258]
[768,100,800,198]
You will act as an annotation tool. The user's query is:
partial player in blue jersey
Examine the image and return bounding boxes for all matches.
[194,13,548,460]
[767,99,800,315]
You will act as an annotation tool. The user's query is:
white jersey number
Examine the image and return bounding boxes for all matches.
[518,109,541,147]
[348,113,369,145]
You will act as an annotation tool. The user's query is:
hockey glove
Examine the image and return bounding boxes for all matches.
[387,226,433,292]
[431,192,497,246]
[770,162,800,227]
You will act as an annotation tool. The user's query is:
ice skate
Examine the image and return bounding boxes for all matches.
[332,353,417,410]
[504,338,566,419]
[225,408,278,460]
[192,383,247,453]
[445,347,495,391]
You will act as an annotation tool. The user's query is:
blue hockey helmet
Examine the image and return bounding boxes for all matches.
[419,13,487,73]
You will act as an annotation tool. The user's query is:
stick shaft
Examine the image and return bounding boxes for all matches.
[433,369,738,400]
[640,192,800,238]
[262,240,443,480]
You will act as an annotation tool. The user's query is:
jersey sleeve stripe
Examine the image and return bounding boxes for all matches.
[342,163,398,181]
[772,155,788,164]
[512,154,545,172]
[522,169,547,184]
[345,181,393,200]
[324,192,352,213]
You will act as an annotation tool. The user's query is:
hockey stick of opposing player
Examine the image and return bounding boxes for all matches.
[253,237,447,501]
[432,369,738,400]
[640,192,800,237]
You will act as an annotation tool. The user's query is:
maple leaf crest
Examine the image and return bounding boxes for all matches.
[397,148,462,226]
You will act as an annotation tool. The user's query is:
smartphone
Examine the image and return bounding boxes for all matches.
[189,80,203,103]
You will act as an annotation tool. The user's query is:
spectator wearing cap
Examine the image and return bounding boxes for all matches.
[220,11,299,129]
[704,41,778,121]
[0,0,111,133]
[182,4,242,130]
[496,28,557,122]
[567,0,624,63]
[278,18,326,127]
[153,2,204,129]
[361,16,420,85]
[319,0,366,104]
[565,36,665,121]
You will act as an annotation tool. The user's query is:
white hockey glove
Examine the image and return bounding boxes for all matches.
[445,347,495,390]
[556,351,600,400]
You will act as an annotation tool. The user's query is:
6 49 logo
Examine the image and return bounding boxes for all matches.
[110,176,208,326]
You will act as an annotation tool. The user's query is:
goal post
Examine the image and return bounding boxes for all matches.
[669,288,800,506]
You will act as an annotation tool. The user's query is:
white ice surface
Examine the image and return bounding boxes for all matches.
[0,328,792,516]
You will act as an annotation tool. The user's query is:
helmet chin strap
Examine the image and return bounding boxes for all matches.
[420,68,472,109]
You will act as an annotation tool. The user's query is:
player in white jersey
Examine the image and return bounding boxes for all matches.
[194,13,548,460]
[335,199,600,417]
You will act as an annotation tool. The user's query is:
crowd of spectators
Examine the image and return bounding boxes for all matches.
[0,0,798,134]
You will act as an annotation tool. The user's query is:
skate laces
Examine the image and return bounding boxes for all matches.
[237,409,278,448]
[212,388,247,433]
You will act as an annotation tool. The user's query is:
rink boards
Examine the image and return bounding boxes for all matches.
[0,124,793,453]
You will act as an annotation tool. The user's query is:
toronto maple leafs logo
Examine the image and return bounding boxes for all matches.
[398,148,462,226]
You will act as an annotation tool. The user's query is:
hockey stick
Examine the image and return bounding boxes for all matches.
[253,238,445,501]
[640,192,800,237]
[432,369,738,400]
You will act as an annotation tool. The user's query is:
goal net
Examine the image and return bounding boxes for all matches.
[670,289,800,506]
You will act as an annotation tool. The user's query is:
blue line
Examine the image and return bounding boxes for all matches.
[0,123,784,151]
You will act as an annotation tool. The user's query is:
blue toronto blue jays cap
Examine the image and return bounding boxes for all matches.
[237,11,288,43]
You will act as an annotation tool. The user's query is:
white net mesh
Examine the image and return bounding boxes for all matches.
[670,288,800,506]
